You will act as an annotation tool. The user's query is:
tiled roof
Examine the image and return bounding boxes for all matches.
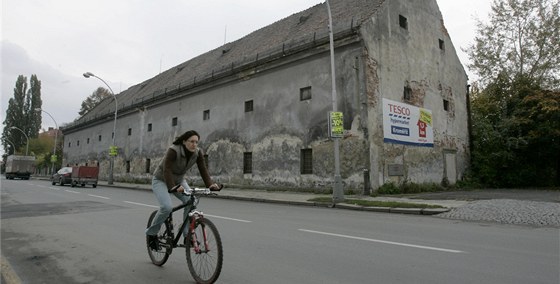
[68,0,384,129]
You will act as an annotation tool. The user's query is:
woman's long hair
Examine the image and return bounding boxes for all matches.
[172,130,200,145]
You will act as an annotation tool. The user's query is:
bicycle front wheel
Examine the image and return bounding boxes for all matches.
[146,210,171,266]
[186,218,223,284]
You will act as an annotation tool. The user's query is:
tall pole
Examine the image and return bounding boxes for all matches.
[5,138,16,155]
[36,108,58,174]
[83,72,118,185]
[10,126,29,156]
[326,0,344,204]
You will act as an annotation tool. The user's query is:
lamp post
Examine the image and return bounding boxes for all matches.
[83,71,118,185]
[326,0,344,204]
[36,108,58,174]
[10,126,29,156]
[5,138,16,155]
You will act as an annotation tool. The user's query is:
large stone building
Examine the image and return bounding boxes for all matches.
[61,0,470,192]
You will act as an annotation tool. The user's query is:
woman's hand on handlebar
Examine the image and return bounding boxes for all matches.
[209,183,223,191]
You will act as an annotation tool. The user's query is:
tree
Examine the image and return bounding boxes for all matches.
[79,87,111,116]
[466,0,560,89]
[467,0,560,187]
[2,74,43,155]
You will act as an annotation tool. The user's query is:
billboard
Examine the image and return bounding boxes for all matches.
[382,98,434,147]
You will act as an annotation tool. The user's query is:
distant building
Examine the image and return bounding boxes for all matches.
[61,0,470,191]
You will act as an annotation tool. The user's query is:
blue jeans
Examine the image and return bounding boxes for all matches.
[145,177,191,236]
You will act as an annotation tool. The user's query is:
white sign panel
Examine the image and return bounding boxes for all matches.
[382,98,434,147]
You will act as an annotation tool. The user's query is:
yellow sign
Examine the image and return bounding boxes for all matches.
[329,112,344,138]
[109,146,118,156]
[419,109,432,126]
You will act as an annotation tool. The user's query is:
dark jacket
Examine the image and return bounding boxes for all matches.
[153,144,212,190]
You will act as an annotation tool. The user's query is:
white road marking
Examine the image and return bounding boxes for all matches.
[88,194,110,200]
[299,229,465,253]
[205,214,252,223]
[124,201,158,208]
[65,190,80,194]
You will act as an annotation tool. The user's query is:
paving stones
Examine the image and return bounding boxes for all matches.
[436,199,560,228]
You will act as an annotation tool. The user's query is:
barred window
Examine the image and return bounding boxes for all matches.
[243,152,253,174]
[300,149,313,174]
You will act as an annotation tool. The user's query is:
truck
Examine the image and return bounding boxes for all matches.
[5,155,36,180]
[70,166,99,188]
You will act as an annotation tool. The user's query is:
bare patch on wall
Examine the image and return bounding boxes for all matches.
[406,80,428,107]
[364,50,379,108]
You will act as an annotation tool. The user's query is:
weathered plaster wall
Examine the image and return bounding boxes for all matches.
[361,0,469,187]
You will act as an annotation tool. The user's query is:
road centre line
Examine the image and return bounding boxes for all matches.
[299,229,465,254]
[124,201,158,208]
[88,194,110,199]
[205,214,252,223]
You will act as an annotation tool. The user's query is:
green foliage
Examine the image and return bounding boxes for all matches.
[466,0,560,89]
[79,87,111,116]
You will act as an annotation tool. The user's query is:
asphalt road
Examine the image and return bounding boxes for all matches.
[1,179,559,284]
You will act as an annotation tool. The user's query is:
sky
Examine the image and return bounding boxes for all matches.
[1,0,492,155]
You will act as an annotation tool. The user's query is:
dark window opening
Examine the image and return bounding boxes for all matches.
[245,100,254,112]
[439,39,445,50]
[172,117,178,126]
[148,123,152,132]
[128,128,132,136]
[243,152,253,174]
[145,159,151,174]
[98,135,102,141]
[87,138,90,144]
[300,86,312,101]
[443,99,450,111]
[126,161,130,173]
[203,110,210,120]
[399,15,408,30]
[403,86,412,101]
[300,149,313,174]
[77,140,80,146]
[68,142,71,147]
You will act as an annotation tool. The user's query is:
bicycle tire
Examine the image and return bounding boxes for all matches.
[186,218,223,284]
[146,210,171,266]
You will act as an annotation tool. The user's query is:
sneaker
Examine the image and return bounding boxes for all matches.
[147,235,160,251]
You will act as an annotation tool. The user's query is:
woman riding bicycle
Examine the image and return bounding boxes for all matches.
[146,130,220,250]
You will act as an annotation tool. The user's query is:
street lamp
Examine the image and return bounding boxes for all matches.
[5,138,16,155]
[10,126,29,155]
[326,0,344,204]
[36,108,58,174]
[83,71,118,185]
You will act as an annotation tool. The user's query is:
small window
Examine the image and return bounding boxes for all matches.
[203,110,210,120]
[443,99,450,111]
[403,86,412,101]
[399,15,408,30]
[300,86,312,101]
[245,100,254,112]
[126,161,130,173]
[300,149,313,174]
[145,159,151,173]
[243,152,253,174]
[87,138,90,144]
[112,132,114,139]
[98,135,102,142]
[68,142,71,147]
[439,39,445,51]
[128,128,132,136]
[172,117,178,126]
[77,140,80,146]
[148,123,152,132]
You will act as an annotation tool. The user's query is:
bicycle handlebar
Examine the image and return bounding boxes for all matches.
[169,183,224,194]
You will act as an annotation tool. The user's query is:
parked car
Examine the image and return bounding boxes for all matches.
[51,167,73,186]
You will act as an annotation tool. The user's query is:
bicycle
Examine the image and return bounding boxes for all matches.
[146,184,224,284]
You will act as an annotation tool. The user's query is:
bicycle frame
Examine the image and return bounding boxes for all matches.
[164,189,208,251]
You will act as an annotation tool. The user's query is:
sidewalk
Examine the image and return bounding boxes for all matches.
[97,180,468,215]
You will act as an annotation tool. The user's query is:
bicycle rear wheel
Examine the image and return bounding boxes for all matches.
[146,210,171,266]
[186,218,223,284]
